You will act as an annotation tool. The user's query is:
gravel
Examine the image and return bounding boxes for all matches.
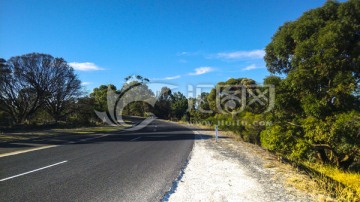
[166,128,316,202]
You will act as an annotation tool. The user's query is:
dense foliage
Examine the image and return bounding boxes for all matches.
[261,0,360,169]
[187,0,360,170]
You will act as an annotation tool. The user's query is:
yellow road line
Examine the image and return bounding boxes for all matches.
[0,145,58,158]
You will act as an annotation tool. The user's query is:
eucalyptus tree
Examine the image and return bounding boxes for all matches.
[261,0,360,168]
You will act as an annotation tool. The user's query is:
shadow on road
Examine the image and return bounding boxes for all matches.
[0,119,229,154]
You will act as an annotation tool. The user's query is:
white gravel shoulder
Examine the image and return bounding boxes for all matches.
[166,129,317,202]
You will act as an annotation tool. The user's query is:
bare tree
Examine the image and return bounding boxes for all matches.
[44,58,82,122]
[0,53,82,124]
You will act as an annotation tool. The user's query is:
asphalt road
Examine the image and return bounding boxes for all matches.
[0,120,194,202]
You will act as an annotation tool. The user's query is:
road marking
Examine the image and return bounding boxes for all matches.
[0,133,117,158]
[0,160,68,182]
[0,134,107,158]
[130,137,141,141]
[0,145,58,158]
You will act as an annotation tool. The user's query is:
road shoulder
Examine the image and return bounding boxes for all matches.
[167,125,333,202]
[0,116,151,156]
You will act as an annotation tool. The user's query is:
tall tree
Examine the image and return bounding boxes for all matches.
[207,78,257,114]
[265,0,360,117]
[154,87,172,119]
[192,92,212,120]
[121,82,154,116]
[0,53,82,123]
[120,75,153,117]
[170,91,188,120]
[262,0,360,168]
[44,59,82,122]
[0,58,9,85]
[90,84,117,112]
[0,59,11,125]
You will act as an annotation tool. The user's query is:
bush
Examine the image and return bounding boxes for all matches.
[303,111,360,169]
[260,124,310,161]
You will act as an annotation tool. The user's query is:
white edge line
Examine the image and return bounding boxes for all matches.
[130,137,141,141]
[0,160,68,182]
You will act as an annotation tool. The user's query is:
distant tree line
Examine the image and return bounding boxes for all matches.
[0,55,188,128]
[89,76,188,122]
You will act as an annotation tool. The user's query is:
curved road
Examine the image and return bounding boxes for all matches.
[0,120,194,201]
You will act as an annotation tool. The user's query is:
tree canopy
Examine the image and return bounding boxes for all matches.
[262,0,360,169]
[0,53,82,124]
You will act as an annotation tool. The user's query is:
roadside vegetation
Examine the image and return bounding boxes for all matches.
[0,0,358,200]
[186,1,359,200]
[0,125,123,143]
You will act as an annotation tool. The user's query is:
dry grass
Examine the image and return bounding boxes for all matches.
[0,132,52,142]
[51,125,124,133]
[286,175,319,193]
[304,162,360,201]
[263,162,277,168]
[0,134,28,142]
[0,125,126,143]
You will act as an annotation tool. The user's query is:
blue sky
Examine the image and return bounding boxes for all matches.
[0,0,341,96]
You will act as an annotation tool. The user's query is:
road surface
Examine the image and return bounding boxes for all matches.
[0,120,194,201]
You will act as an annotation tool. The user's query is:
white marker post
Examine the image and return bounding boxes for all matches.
[215,125,219,142]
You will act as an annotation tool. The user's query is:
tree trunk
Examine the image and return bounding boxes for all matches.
[317,148,330,164]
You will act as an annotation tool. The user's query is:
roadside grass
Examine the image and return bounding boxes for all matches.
[303,162,360,201]
[0,131,54,143]
[51,126,126,134]
[0,125,127,143]
[285,174,320,195]
[263,162,277,168]
[0,134,29,142]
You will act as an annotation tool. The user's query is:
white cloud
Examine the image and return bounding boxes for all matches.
[151,75,181,81]
[189,67,214,76]
[68,62,104,71]
[214,49,265,60]
[81,82,92,86]
[164,75,181,80]
[242,64,264,71]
